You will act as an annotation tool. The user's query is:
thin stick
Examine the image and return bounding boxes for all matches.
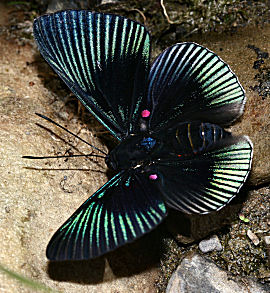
[160,0,175,24]
[131,9,147,24]
[35,113,107,155]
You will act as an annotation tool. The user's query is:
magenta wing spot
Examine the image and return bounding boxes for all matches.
[141,109,150,118]
[149,174,158,180]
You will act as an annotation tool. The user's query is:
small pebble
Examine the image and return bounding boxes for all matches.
[199,235,223,253]
[247,229,260,246]
[263,235,270,246]
[58,110,69,120]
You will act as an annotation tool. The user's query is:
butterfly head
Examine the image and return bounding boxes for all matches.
[105,134,157,171]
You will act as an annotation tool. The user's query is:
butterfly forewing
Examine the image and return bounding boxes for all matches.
[46,171,167,260]
[147,43,245,131]
[33,10,150,140]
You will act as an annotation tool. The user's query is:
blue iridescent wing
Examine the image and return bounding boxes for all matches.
[147,43,246,132]
[46,171,167,260]
[33,10,150,140]
[154,134,253,214]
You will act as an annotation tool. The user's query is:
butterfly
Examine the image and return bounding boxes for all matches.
[33,10,253,261]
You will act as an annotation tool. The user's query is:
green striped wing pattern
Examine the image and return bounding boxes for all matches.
[33,10,150,140]
[147,42,246,131]
[155,136,253,214]
[46,171,167,260]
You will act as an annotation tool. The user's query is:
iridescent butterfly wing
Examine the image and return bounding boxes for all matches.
[33,10,167,261]
[34,10,149,140]
[147,42,247,130]
[46,171,166,260]
[146,43,253,214]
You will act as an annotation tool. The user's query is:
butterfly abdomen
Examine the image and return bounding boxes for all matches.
[171,122,230,155]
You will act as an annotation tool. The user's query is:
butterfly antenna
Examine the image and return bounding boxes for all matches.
[35,113,107,156]
[22,153,106,159]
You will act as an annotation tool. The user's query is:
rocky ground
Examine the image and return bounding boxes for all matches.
[0,1,269,292]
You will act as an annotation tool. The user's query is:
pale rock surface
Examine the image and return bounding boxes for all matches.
[198,235,223,253]
[166,254,270,293]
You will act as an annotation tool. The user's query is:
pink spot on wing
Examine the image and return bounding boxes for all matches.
[149,174,158,180]
[141,109,150,118]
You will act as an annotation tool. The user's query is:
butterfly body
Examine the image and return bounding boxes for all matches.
[107,121,229,173]
[106,133,156,171]
[33,10,253,261]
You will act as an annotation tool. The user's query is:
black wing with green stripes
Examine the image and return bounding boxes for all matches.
[46,171,167,260]
[155,135,253,214]
[147,42,246,132]
[33,10,150,140]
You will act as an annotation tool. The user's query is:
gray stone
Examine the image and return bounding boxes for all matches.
[247,229,260,246]
[199,235,223,253]
[166,254,270,293]
[264,235,270,245]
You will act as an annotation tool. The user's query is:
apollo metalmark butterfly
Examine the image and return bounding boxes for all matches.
[33,10,253,261]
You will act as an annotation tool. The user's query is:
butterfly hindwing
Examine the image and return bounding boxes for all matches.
[33,10,150,140]
[147,43,245,131]
[153,130,252,214]
[46,171,167,260]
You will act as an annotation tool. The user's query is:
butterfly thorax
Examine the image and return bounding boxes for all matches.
[106,134,158,171]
